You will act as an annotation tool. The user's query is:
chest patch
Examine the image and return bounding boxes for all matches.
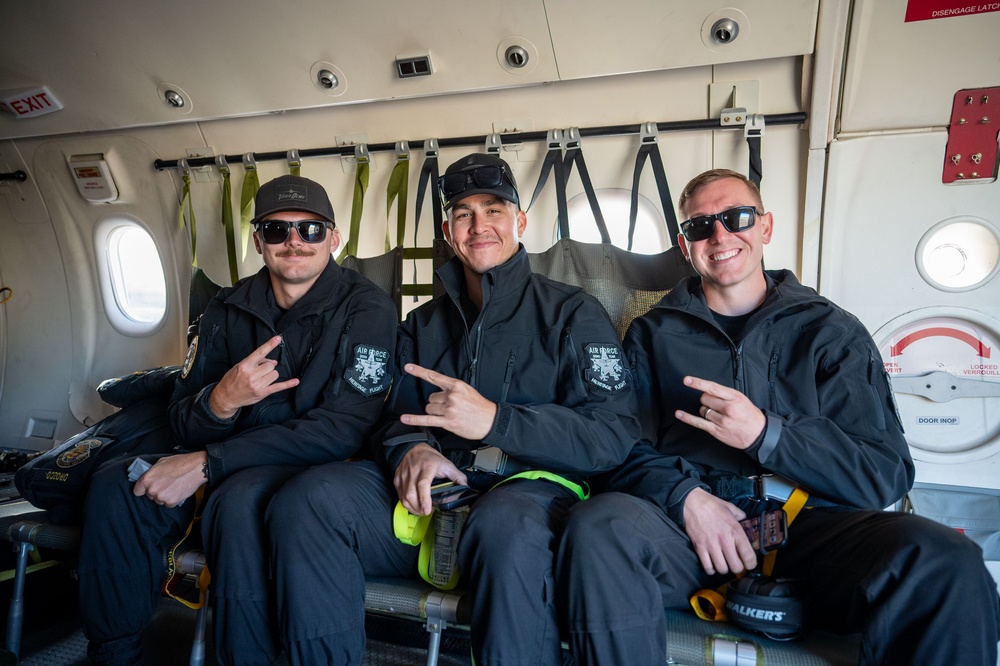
[346,344,391,396]
[585,343,629,393]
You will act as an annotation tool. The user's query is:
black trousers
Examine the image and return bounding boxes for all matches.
[78,454,306,666]
[557,492,1000,666]
[269,463,579,666]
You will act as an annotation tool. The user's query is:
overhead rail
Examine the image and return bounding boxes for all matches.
[153,113,807,170]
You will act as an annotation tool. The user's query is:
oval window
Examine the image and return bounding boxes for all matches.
[560,188,670,253]
[915,216,1000,292]
[95,218,167,335]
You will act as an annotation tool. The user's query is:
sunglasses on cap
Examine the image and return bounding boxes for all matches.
[255,219,334,245]
[437,165,514,204]
[680,206,759,242]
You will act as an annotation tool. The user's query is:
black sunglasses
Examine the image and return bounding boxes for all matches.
[680,206,759,242]
[437,165,514,205]
[256,219,333,245]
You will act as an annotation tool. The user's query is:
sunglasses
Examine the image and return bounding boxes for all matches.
[680,206,759,242]
[437,165,516,206]
[256,219,333,244]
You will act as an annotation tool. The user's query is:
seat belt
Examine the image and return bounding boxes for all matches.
[178,159,198,268]
[561,127,611,244]
[403,140,440,302]
[163,485,211,610]
[526,129,569,238]
[745,114,765,188]
[690,486,809,622]
[240,153,260,263]
[216,156,239,286]
[385,141,409,252]
[337,144,370,262]
[628,122,680,250]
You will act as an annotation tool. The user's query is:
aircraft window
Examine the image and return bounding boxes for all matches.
[915,216,1000,292]
[561,189,669,253]
[96,220,167,334]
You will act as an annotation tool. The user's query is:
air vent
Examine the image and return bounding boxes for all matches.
[395,54,433,79]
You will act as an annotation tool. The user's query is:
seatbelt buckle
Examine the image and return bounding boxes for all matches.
[469,446,508,476]
[744,113,765,139]
[754,474,795,502]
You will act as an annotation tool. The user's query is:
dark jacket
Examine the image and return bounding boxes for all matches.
[169,258,398,485]
[610,269,912,519]
[379,248,640,482]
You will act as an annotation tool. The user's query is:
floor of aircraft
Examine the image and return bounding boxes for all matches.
[10,580,473,666]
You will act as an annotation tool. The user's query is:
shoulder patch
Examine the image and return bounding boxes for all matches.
[181,336,199,379]
[345,344,391,396]
[584,343,629,393]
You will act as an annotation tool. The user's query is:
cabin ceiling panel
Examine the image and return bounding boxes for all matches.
[0,0,558,140]
[840,0,1000,133]
[544,0,819,79]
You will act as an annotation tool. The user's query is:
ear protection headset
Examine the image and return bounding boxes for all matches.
[725,573,803,640]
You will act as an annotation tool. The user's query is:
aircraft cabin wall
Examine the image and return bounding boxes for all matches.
[0,2,815,450]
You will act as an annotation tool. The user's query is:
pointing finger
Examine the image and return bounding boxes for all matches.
[405,364,457,390]
[251,335,283,361]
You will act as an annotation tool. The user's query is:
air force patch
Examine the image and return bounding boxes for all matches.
[182,336,199,379]
[346,344,390,396]
[585,343,629,393]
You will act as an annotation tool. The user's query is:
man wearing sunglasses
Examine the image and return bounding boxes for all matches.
[268,153,639,665]
[558,169,1000,665]
[77,174,399,666]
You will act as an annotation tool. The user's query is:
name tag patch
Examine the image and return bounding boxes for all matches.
[585,343,628,393]
[346,344,390,396]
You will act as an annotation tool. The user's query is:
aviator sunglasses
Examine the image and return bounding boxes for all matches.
[680,206,759,242]
[255,219,334,244]
[437,165,516,205]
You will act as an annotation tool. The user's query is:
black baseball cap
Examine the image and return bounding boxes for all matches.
[250,175,335,226]
[439,153,520,210]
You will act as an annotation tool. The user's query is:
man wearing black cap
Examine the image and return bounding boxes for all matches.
[268,154,639,665]
[77,174,398,665]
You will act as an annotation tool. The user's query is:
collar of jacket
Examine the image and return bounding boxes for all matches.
[436,245,531,309]
[665,268,820,320]
[225,256,343,328]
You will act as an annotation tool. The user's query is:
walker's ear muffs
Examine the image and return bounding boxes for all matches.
[725,574,803,640]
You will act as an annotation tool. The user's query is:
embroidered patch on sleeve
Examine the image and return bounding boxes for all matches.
[345,344,391,396]
[585,343,629,393]
[181,336,199,379]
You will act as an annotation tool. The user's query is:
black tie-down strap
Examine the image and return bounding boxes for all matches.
[628,123,680,251]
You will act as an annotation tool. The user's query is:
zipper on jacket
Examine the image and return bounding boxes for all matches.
[867,349,887,430]
[768,349,780,412]
[329,319,352,394]
[499,349,516,403]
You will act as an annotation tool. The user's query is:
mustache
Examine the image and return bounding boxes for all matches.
[275,248,316,257]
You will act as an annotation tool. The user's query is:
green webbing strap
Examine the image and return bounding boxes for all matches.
[178,161,197,268]
[337,145,369,262]
[240,157,260,261]
[217,157,239,285]
[287,149,301,177]
[385,142,409,252]
[629,122,680,250]
[493,470,590,501]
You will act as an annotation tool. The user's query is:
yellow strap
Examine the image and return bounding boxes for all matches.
[691,585,729,622]
[393,500,432,546]
[164,485,210,610]
[178,168,197,268]
[239,164,259,261]
[762,486,808,576]
[690,486,810,622]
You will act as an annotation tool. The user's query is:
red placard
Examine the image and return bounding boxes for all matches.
[942,87,1000,184]
[906,0,1000,21]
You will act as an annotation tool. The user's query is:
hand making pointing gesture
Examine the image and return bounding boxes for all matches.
[209,335,301,420]
[400,363,498,441]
